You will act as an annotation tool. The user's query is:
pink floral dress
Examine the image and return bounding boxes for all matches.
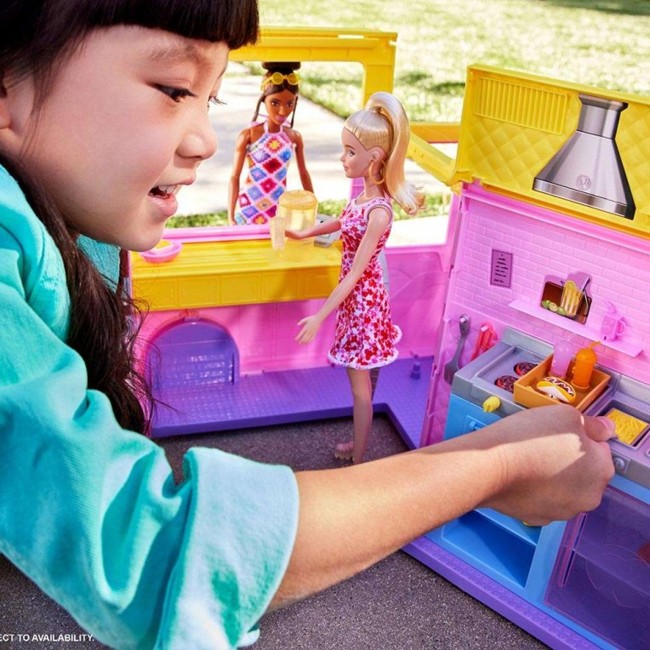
[328,195,401,370]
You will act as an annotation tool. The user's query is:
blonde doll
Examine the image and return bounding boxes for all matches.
[287,92,424,463]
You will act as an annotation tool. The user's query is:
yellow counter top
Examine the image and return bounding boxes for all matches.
[130,238,341,311]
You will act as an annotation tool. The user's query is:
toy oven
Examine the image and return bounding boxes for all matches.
[438,328,650,650]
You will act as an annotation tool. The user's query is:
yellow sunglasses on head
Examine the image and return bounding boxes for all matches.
[261,71,300,90]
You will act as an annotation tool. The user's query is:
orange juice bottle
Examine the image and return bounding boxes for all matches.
[571,342,598,390]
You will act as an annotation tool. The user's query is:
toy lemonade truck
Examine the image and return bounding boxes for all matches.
[130,28,649,650]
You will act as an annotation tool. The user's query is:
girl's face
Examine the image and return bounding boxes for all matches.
[1,26,228,251]
[263,89,297,129]
[340,128,375,180]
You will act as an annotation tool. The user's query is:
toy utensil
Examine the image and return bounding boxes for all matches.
[470,322,496,360]
[444,315,470,384]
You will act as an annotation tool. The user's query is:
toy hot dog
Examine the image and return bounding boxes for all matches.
[536,376,577,404]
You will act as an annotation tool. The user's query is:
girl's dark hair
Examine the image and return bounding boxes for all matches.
[253,62,301,127]
[0,0,260,433]
[1,1,259,84]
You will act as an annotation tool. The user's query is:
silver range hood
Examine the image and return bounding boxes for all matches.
[533,94,635,219]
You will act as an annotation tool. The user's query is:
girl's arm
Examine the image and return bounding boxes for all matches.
[228,130,250,225]
[295,205,389,344]
[271,404,615,609]
[291,130,314,193]
[0,212,298,648]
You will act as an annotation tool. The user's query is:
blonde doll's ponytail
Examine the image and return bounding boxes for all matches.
[344,92,424,215]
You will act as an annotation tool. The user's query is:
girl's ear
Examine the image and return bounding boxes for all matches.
[0,73,33,141]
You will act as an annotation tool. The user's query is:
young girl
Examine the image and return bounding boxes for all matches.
[228,62,313,225]
[0,1,615,648]
[287,92,423,464]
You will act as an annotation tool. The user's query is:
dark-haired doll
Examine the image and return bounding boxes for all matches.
[228,62,313,225]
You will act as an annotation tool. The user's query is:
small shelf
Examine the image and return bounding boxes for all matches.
[475,508,542,545]
[439,510,536,587]
[509,300,643,357]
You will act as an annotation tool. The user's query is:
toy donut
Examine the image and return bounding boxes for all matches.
[536,376,577,404]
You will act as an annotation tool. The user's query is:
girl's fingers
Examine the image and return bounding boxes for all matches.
[583,415,617,442]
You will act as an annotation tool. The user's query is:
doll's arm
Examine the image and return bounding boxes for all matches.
[286,217,340,241]
[295,206,389,344]
[270,405,615,609]
[228,130,250,225]
[292,131,314,193]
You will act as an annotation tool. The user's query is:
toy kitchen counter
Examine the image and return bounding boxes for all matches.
[408,66,650,650]
[426,325,650,650]
[129,227,345,407]
[128,226,443,440]
[448,327,650,490]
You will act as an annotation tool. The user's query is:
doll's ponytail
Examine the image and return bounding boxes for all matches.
[363,93,424,216]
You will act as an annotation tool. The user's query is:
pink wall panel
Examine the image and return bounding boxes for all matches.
[136,244,448,379]
[425,183,650,443]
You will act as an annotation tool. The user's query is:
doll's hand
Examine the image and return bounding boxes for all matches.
[285,229,302,240]
[479,405,615,525]
[296,316,322,344]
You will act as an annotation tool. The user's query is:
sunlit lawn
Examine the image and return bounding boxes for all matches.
[258,0,650,121]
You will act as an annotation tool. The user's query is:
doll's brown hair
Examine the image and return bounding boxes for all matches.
[253,62,302,127]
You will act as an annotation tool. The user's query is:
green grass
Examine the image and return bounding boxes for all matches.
[168,212,228,228]
[168,194,449,228]
[257,0,650,122]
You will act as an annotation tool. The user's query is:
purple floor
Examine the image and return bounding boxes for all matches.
[152,356,433,449]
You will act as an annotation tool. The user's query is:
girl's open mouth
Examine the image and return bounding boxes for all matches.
[149,185,179,200]
[148,185,180,218]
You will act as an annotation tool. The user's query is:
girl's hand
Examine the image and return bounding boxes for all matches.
[480,405,615,525]
[296,316,322,344]
[285,229,302,240]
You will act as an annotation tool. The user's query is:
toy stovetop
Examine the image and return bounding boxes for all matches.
[436,65,650,239]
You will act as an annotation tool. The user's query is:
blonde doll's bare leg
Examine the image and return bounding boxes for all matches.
[346,367,373,464]
[334,368,379,460]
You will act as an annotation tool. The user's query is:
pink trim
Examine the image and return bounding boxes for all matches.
[162,225,270,242]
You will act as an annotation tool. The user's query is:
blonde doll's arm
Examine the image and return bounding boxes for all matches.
[286,216,340,241]
[295,206,389,344]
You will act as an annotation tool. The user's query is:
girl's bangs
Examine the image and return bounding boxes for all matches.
[86,0,259,49]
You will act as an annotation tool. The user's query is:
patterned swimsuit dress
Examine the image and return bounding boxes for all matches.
[234,122,294,225]
[328,195,402,370]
